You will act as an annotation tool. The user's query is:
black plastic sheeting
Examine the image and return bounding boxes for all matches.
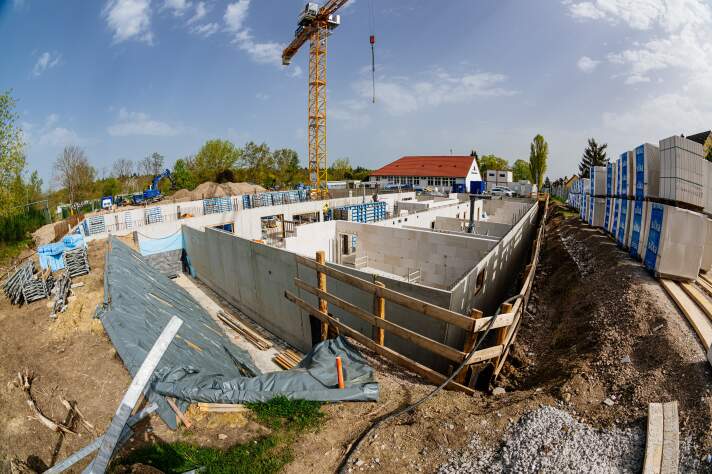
[98,237,378,429]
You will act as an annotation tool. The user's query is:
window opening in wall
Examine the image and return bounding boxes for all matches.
[474,269,486,295]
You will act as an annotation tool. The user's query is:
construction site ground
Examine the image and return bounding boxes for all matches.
[1,203,711,472]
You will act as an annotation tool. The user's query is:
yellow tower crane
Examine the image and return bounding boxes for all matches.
[282,1,350,196]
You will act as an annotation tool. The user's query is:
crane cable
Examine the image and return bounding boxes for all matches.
[368,0,376,103]
[336,293,523,473]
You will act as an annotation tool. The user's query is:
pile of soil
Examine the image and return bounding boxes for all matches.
[31,223,55,247]
[170,182,266,202]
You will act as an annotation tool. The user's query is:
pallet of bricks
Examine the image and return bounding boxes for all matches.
[332,201,387,222]
[578,134,712,282]
[2,260,54,306]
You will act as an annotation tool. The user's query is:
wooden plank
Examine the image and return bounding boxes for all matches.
[316,251,329,341]
[661,401,679,474]
[696,276,712,298]
[660,279,712,350]
[85,316,182,474]
[699,272,712,288]
[456,309,483,384]
[166,397,192,429]
[294,278,467,363]
[643,402,664,474]
[45,403,158,474]
[373,281,385,346]
[681,282,712,324]
[492,302,513,371]
[471,312,515,332]
[284,290,476,394]
[296,255,475,331]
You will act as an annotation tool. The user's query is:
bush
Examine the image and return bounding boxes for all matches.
[0,207,47,244]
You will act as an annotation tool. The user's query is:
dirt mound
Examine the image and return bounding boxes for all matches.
[170,182,265,202]
[500,204,712,463]
[31,223,55,246]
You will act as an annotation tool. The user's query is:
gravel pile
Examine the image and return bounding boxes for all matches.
[438,406,644,474]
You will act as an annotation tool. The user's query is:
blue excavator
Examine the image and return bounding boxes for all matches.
[132,169,176,205]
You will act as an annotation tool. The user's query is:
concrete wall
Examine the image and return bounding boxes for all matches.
[483,199,533,225]
[377,200,479,230]
[435,216,512,238]
[335,221,493,289]
[284,221,337,259]
[183,226,314,352]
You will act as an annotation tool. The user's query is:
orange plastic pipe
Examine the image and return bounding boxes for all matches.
[336,356,345,389]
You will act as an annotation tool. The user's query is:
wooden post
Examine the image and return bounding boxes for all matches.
[456,309,483,385]
[316,251,329,341]
[373,281,386,345]
[492,303,512,372]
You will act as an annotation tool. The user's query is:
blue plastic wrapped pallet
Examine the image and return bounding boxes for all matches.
[333,201,387,223]
[83,215,106,236]
[203,197,233,215]
[37,233,86,271]
[145,207,163,224]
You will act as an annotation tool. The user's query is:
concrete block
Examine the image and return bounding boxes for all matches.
[590,166,607,197]
[633,143,660,200]
[643,203,706,281]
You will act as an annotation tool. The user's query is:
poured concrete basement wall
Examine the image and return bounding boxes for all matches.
[181,198,541,373]
[434,216,512,238]
[335,221,493,289]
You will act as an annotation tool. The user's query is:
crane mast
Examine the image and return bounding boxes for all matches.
[283,1,349,195]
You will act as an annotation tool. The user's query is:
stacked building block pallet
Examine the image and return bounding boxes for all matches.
[203,197,233,215]
[144,207,163,225]
[3,261,35,305]
[332,201,387,223]
[242,190,310,209]
[570,135,712,282]
[83,215,106,236]
[64,248,90,278]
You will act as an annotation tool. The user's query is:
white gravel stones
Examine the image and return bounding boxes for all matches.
[438,406,644,474]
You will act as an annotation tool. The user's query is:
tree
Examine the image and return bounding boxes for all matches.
[172,158,197,190]
[100,177,121,197]
[478,154,509,174]
[512,159,532,182]
[241,141,274,186]
[139,152,165,176]
[194,139,241,183]
[529,134,548,189]
[273,148,300,186]
[352,166,371,182]
[112,158,134,180]
[53,145,95,205]
[0,90,26,212]
[330,158,353,181]
[578,138,608,178]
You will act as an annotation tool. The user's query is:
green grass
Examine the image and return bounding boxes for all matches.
[112,397,325,474]
[0,239,32,267]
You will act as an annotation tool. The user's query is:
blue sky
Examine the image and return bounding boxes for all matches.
[2,0,711,188]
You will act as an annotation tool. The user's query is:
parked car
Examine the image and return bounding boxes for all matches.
[490,186,514,197]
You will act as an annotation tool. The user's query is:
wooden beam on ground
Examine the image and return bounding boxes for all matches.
[696,277,712,298]
[284,290,476,395]
[294,278,468,363]
[660,279,712,350]
[166,397,192,429]
[643,402,664,474]
[699,272,712,288]
[661,401,679,474]
[680,282,712,324]
[84,316,183,474]
[296,255,476,331]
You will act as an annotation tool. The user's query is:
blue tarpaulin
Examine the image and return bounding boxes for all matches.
[37,233,86,271]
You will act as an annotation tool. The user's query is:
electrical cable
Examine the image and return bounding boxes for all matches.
[337,293,524,473]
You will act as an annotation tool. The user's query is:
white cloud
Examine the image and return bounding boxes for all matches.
[24,114,82,148]
[255,92,270,100]
[577,56,600,73]
[187,1,208,24]
[32,51,61,76]
[103,0,153,44]
[567,0,712,85]
[223,1,293,70]
[163,0,191,16]
[107,108,179,136]
[224,0,250,33]
[354,70,517,116]
[190,22,219,37]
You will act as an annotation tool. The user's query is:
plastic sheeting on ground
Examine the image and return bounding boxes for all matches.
[38,233,85,271]
[99,237,378,429]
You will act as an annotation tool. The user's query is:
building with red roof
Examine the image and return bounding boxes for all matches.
[367,155,483,193]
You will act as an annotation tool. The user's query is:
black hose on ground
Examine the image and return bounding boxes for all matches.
[337,293,524,473]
